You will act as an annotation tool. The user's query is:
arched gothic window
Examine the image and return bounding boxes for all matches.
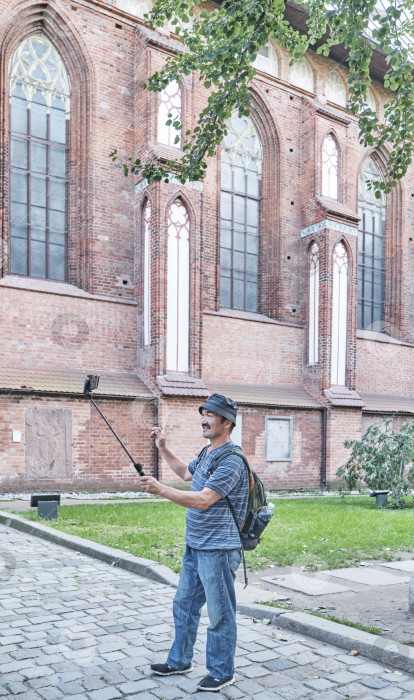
[9,33,70,280]
[325,71,346,107]
[331,242,348,386]
[290,57,314,92]
[322,134,339,199]
[357,159,386,330]
[308,242,320,364]
[360,88,376,114]
[142,199,151,346]
[158,81,182,148]
[116,0,153,18]
[253,42,278,78]
[220,111,262,312]
[166,199,189,371]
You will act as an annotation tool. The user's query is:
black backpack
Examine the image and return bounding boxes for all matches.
[196,445,272,586]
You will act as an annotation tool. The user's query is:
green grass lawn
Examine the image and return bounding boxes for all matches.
[19,496,414,573]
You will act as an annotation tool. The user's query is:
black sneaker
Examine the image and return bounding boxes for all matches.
[197,675,235,692]
[150,662,193,676]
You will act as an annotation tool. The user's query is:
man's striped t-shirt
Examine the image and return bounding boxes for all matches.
[185,441,249,550]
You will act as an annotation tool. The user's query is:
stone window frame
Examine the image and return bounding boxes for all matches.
[9,33,70,282]
[0,8,93,291]
[321,132,340,200]
[308,240,320,365]
[157,80,183,149]
[331,239,349,386]
[216,90,281,321]
[166,195,191,372]
[219,109,263,313]
[355,151,403,340]
[141,195,152,346]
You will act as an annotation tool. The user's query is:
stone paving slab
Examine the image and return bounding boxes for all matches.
[1,525,414,698]
[382,562,414,573]
[261,574,350,596]
[321,568,410,586]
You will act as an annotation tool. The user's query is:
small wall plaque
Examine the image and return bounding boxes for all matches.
[265,417,293,462]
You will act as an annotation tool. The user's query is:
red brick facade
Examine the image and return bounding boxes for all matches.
[0,0,413,492]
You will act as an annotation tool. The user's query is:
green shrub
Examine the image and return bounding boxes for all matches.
[337,418,414,507]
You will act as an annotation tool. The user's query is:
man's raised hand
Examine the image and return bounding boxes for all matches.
[150,426,166,450]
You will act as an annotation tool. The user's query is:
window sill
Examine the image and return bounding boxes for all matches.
[204,307,302,329]
[357,329,414,348]
[0,275,137,305]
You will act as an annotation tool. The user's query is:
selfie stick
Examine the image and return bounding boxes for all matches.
[83,374,145,476]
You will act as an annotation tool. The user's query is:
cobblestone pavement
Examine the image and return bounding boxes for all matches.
[1,526,414,700]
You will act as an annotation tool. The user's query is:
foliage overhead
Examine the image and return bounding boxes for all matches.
[111,0,414,196]
[337,418,414,507]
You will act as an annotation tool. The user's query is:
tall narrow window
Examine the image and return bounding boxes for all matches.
[331,242,348,386]
[358,159,386,330]
[290,57,314,92]
[142,199,151,346]
[158,81,182,148]
[253,42,278,77]
[325,71,346,107]
[322,134,339,199]
[308,242,320,364]
[358,159,386,331]
[166,199,189,371]
[220,112,262,312]
[9,33,70,280]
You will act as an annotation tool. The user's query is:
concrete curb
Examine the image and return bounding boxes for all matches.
[1,510,413,674]
[237,603,414,674]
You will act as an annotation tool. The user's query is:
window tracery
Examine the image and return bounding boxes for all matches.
[322,134,339,199]
[325,71,346,107]
[290,57,314,92]
[166,199,190,371]
[308,242,320,364]
[9,33,70,280]
[331,242,348,386]
[143,199,151,346]
[158,81,182,148]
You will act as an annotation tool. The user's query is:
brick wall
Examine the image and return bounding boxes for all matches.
[0,0,413,492]
[0,394,155,491]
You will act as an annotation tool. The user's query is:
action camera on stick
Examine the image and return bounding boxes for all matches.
[83,374,145,476]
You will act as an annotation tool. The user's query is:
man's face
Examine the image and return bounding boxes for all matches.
[201,409,229,440]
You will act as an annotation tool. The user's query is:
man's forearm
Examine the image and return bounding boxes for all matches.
[159,446,188,480]
[157,483,219,510]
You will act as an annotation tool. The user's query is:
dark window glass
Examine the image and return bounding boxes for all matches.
[11,84,28,134]
[357,163,386,331]
[31,90,47,139]
[9,81,68,280]
[219,116,262,312]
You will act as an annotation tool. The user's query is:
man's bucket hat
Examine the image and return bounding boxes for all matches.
[199,393,238,424]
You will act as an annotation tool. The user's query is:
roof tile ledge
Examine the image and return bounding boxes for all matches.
[324,385,365,407]
[0,365,154,399]
[157,373,209,398]
[205,381,323,409]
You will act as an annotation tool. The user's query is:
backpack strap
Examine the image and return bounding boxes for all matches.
[195,445,209,468]
[207,446,250,588]
[209,446,250,476]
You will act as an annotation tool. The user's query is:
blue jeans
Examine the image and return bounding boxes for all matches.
[167,545,242,680]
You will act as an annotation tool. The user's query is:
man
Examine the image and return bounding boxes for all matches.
[139,393,249,693]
